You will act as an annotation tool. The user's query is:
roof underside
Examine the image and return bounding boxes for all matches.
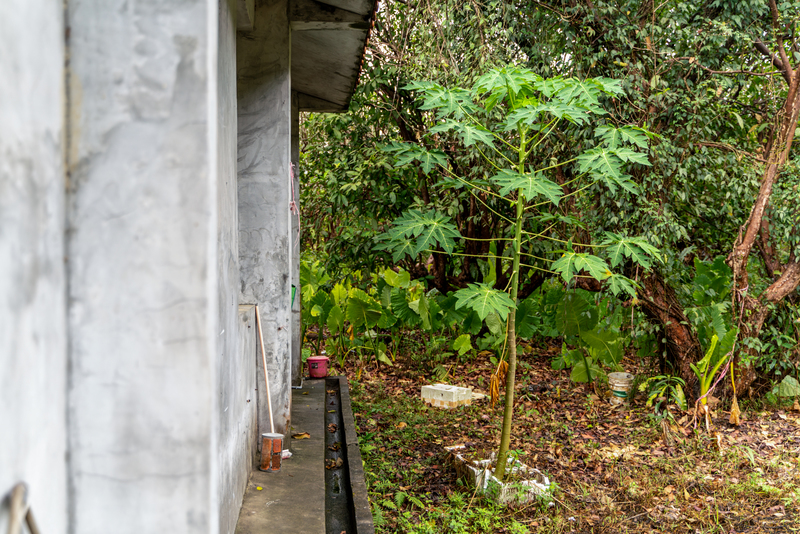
[290,0,376,112]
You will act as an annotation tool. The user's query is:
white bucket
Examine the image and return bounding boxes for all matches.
[608,372,634,405]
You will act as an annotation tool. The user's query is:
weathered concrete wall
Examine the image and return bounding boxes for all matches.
[291,91,302,387]
[65,0,220,531]
[215,2,258,532]
[218,306,258,534]
[0,1,67,533]
[237,0,293,438]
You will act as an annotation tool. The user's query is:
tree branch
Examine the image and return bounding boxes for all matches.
[753,39,792,84]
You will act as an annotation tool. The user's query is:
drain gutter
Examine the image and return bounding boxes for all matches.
[324,377,374,534]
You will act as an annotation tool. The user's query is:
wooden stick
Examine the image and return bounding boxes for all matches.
[255,305,275,434]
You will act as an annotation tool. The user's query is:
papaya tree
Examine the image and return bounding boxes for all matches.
[377,67,659,481]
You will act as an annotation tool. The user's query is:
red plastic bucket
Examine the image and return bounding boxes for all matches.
[307,356,329,378]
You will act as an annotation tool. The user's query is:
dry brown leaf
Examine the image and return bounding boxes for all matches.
[292,432,311,440]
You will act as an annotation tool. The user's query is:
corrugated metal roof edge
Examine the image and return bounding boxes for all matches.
[342,0,379,112]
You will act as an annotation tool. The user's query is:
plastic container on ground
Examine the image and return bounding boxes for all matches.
[307,355,329,378]
[608,372,635,405]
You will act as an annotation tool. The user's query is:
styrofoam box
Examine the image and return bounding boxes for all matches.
[421,384,473,409]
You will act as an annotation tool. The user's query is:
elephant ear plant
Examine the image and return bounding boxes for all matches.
[378,67,659,482]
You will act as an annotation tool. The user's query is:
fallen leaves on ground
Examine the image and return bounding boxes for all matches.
[338,343,800,533]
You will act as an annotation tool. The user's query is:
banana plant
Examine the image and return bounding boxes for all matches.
[378,67,659,482]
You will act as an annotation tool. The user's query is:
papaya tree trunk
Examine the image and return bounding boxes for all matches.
[495,132,527,483]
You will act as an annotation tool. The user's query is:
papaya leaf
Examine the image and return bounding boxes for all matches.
[602,233,660,269]
[604,272,637,297]
[453,283,516,321]
[551,252,610,284]
[490,169,563,204]
[595,125,649,149]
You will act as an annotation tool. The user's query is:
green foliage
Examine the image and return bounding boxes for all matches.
[773,375,800,398]
[691,329,738,406]
[375,209,461,261]
[550,290,629,382]
[640,375,689,414]
[453,283,516,321]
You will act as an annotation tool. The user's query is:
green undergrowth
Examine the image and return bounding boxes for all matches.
[348,356,800,533]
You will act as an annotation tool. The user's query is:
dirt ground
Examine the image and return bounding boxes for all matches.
[339,344,800,533]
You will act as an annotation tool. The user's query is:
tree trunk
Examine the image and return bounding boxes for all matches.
[637,270,703,395]
[727,29,800,392]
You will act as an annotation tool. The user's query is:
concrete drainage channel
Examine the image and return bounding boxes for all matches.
[324,377,374,534]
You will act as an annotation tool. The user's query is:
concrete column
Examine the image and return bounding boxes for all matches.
[237,0,293,437]
[65,0,220,531]
[291,91,302,387]
[0,2,67,533]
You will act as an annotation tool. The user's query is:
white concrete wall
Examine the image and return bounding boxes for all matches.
[291,91,303,387]
[215,1,259,533]
[218,306,258,534]
[0,1,67,533]
[237,0,294,438]
[65,0,221,531]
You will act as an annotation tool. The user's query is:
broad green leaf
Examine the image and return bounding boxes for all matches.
[555,292,598,337]
[490,169,563,204]
[673,384,688,411]
[515,296,538,339]
[330,283,348,307]
[570,357,603,383]
[580,327,622,367]
[377,309,397,329]
[327,304,344,334]
[417,293,431,331]
[453,283,516,320]
[453,334,473,356]
[376,350,394,366]
[390,288,420,327]
[485,312,504,336]
[383,268,411,288]
[309,291,332,321]
[775,375,800,397]
[346,289,382,329]
[380,285,392,308]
